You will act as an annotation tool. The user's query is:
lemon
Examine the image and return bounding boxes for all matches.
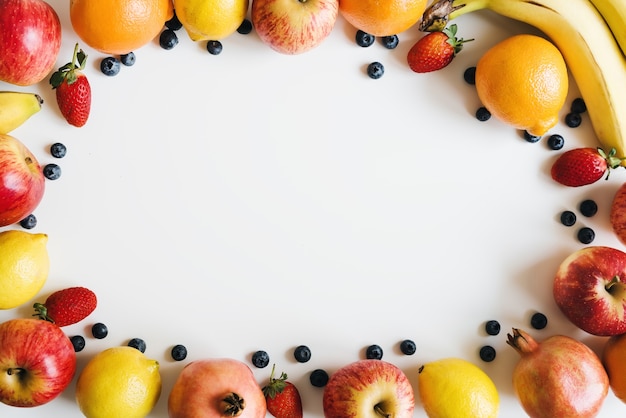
[174,0,249,41]
[76,346,162,418]
[418,357,499,418]
[0,230,49,310]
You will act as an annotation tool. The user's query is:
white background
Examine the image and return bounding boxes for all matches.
[1,0,626,416]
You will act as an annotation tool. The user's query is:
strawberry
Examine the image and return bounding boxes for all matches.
[33,286,97,327]
[49,43,91,127]
[262,365,303,418]
[407,24,473,73]
[551,147,624,187]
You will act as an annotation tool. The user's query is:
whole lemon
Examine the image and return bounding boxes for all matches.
[76,346,162,418]
[0,230,49,309]
[174,0,249,41]
[418,357,499,418]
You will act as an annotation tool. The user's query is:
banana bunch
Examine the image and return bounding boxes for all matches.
[420,0,626,159]
[0,91,43,134]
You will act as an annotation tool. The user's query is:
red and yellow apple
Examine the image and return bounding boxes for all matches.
[554,246,626,336]
[0,134,45,227]
[610,182,626,245]
[323,359,415,418]
[168,358,266,418]
[0,318,76,407]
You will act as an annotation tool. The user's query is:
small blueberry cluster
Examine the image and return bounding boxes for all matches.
[560,198,599,244]
[479,313,548,363]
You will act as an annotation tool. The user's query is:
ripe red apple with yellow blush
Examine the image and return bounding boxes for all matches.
[553,246,626,336]
[610,182,626,245]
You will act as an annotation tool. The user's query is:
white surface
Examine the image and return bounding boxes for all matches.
[1,0,626,416]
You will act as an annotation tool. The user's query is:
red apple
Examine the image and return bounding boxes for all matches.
[554,246,626,336]
[610,182,626,245]
[323,359,415,418]
[0,0,62,86]
[251,0,339,54]
[0,318,76,407]
[168,358,266,418]
[0,134,45,227]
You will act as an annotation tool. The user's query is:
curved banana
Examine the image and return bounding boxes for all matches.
[588,0,626,57]
[0,91,43,134]
[420,0,626,160]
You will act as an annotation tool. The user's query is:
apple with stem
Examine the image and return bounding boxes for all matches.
[554,246,626,336]
[0,0,62,86]
[323,359,415,418]
[0,318,76,407]
[0,134,45,227]
[168,358,266,418]
[251,0,339,54]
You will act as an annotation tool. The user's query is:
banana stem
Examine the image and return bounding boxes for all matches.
[419,0,489,31]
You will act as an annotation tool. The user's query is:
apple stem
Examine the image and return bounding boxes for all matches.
[220,392,245,417]
[374,404,391,417]
[606,276,622,293]
[7,367,25,376]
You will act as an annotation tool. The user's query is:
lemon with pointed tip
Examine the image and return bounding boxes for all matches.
[0,230,49,310]
[418,357,499,418]
[76,346,162,418]
[175,0,249,41]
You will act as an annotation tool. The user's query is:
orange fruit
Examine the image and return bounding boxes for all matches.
[70,0,174,55]
[339,0,428,37]
[603,333,626,403]
[475,34,568,137]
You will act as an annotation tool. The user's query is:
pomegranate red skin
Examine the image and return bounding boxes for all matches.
[507,328,608,418]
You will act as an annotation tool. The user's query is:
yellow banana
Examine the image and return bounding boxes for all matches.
[0,91,43,134]
[588,0,626,57]
[420,0,626,160]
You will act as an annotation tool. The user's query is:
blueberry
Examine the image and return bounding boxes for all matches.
[579,199,598,217]
[565,112,582,128]
[43,163,61,180]
[577,227,595,244]
[91,322,108,339]
[294,345,311,363]
[19,214,37,229]
[479,345,496,362]
[160,29,179,50]
[546,134,565,150]
[128,337,146,353]
[365,344,383,360]
[367,62,384,79]
[50,142,67,158]
[560,210,577,227]
[310,369,329,387]
[571,97,587,114]
[171,344,188,361]
[165,12,183,31]
[120,52,136,66]
[484,320,501,336]
[237,19,253,34]
[100,56,121,76]
[463,66,476,85]
[523,130,542,143]
[400,339,416,355]
[206,40,223,55]
[380,34,399,49]
[530,312,548,329]
[70,335,85,352]
[475,106,491,122]
[251,350,270,368]
[355,30,375,47]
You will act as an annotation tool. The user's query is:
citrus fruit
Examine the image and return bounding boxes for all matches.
[0,230,49,310]
[603,333,626,403]
[475,34,568,137]
[339,0,428,37]
[75,346,162,418]
[70,0,174,55]
[175,0,249,41]
[418,357,499,417]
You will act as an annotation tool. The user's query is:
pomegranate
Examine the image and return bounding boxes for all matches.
[506,328,608,418]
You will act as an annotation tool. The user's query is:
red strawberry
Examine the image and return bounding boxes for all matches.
[551,147,624,187]
[33,286,97,327]
[407,24,473,73]
[262,365,303,418]
[49,43,91,127]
